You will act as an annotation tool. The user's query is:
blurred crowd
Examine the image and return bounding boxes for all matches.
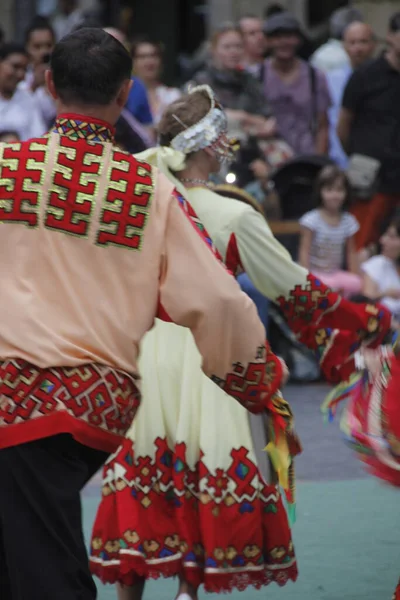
[2,1,400,333]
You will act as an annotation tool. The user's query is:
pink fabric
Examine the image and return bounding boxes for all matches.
[313,270,362,297]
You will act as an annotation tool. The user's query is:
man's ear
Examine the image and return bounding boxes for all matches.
[45,70,58,100]
[116,79,133,108]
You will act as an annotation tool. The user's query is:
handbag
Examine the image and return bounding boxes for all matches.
[346,153,381,200]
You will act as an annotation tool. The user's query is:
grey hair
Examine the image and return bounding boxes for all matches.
[330,7,364,40]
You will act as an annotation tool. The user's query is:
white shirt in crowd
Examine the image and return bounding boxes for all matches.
[361,255,400,319]
[52,8,84,41]
[300,208,359,273]
[19,71,57,127]
[0,89,47,140]
[310,39,350,73]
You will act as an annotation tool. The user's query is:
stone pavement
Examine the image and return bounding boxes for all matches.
[83,383,399,600]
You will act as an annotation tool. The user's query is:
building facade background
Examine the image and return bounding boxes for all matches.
[209,1,400,42]
[0,1,399,64]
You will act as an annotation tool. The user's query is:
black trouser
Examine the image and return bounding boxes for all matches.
[0,434,107,599]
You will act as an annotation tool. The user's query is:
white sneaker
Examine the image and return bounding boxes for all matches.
[176,595,192,600]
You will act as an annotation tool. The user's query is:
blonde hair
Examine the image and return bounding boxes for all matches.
[210,22,243,49]
[157,89,212,147]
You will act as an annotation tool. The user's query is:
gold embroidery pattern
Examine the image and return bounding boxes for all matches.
[97,155,153,251]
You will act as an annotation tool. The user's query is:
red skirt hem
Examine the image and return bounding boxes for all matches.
[90,557,298,593]
[90,437,297,594]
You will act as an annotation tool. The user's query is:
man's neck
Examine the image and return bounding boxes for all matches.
[56,104,117,126]
[385,49,400,72]
[271,56,298,74]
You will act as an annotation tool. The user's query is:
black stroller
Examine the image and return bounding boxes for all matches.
[270,154,335,217]
[268,154,335,258]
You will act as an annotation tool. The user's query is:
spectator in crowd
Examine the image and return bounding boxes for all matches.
[327,21,376,168]
[299,165,361,296]
[262,12,331,156]
[103,27,154,134]
[0,43,46,140]
[52,0,84,40]
[361,218,400,320]
[311,6,364,73]
[243,157,283,216]
[20,16,57,127]
[131,36,181,125]
[190,24,277,141]
[264,3,315,60]
[126,77,153,132]
[238,14,266,77]
[337,12,400,252]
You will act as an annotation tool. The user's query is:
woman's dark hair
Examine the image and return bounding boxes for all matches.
[0,130,20,142]
[314,165,352,210]
[386,216,400,237]
[0,43,28,61]
[25,16,55,45]
[50,27,132,106]
[131,35,163,59]
[389,11,400,33]
[264,3,284,19]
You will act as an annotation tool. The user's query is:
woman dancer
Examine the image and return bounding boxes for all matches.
[323,339,400,600]
[90,86,391,600]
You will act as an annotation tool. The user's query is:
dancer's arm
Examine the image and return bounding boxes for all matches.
[159,195,283,412]
[234,208,391,381]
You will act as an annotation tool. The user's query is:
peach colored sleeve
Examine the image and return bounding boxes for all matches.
[159,196,278,413]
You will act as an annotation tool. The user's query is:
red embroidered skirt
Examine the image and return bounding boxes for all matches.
[90,438,297,594]
[90,321,297,594]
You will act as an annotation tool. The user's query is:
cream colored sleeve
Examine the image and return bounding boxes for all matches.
[235,208,309,302]
[159,197,273,412]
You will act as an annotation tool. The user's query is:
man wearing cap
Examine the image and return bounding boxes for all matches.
[261,12,331,156]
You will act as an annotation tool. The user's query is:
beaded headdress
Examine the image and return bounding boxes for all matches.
[170,85,238,162]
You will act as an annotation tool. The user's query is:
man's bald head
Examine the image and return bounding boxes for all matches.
[343,22,376,68]
[103,27,127,48]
